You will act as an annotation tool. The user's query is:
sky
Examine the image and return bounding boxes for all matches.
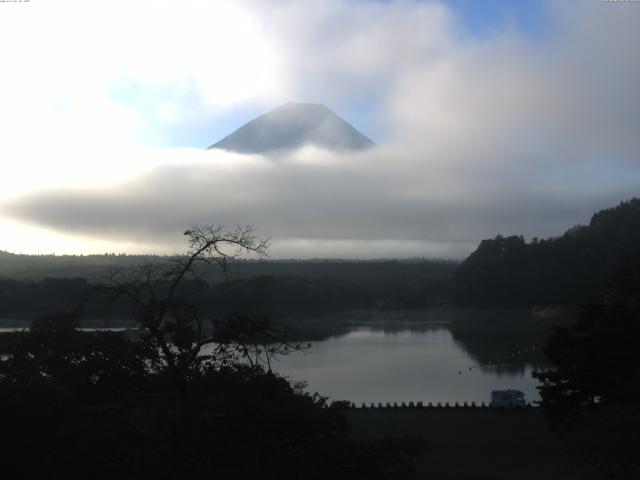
[0,0,639,259]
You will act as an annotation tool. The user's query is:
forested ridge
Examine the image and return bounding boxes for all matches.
[454,197,640,306]
[0,260,455,321]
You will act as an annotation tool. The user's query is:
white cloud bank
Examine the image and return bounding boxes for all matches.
[1,1,639,257]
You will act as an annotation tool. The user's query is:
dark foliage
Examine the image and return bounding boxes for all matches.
[0,226,425,479]
[560,407,640,480]
[454,197,640,306]
[0,313,154,479]
[0,277,90,319]
[0,313,424,480]
[0,261,455,321]
[533,251,640,428]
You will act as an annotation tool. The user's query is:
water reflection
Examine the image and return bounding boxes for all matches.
[275,309,564,405]
[0,308,566,405]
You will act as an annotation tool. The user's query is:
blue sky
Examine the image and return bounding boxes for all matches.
[444,0,549,39]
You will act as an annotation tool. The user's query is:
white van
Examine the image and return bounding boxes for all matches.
[490,389,526,408]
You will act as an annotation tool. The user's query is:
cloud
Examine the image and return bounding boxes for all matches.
[1,1,640,258]
[245,0,454,105]
[258,0,640,165]
[0,0,284,150]
[4,143,637,258]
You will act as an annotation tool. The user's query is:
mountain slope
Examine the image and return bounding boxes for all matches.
[208,102,374,153]
[453,197,640,306]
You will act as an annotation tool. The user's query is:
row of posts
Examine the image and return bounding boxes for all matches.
[330,400,535,410]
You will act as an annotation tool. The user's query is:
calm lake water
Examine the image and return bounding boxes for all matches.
[272,309,553,405]
[1,308,558,405]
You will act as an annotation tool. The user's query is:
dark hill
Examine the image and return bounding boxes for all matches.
[453,197,640,306]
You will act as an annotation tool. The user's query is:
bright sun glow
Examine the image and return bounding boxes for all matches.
[0,0,282,152]
[0,0,285,254]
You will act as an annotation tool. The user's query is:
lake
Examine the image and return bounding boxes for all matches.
[271,308,557,405]
[1,307,561,406]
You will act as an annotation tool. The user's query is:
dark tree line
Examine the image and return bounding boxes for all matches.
[0,262,455,321]
[454,198,640,306]
[534,251,640,479]
[534,250,640,426]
